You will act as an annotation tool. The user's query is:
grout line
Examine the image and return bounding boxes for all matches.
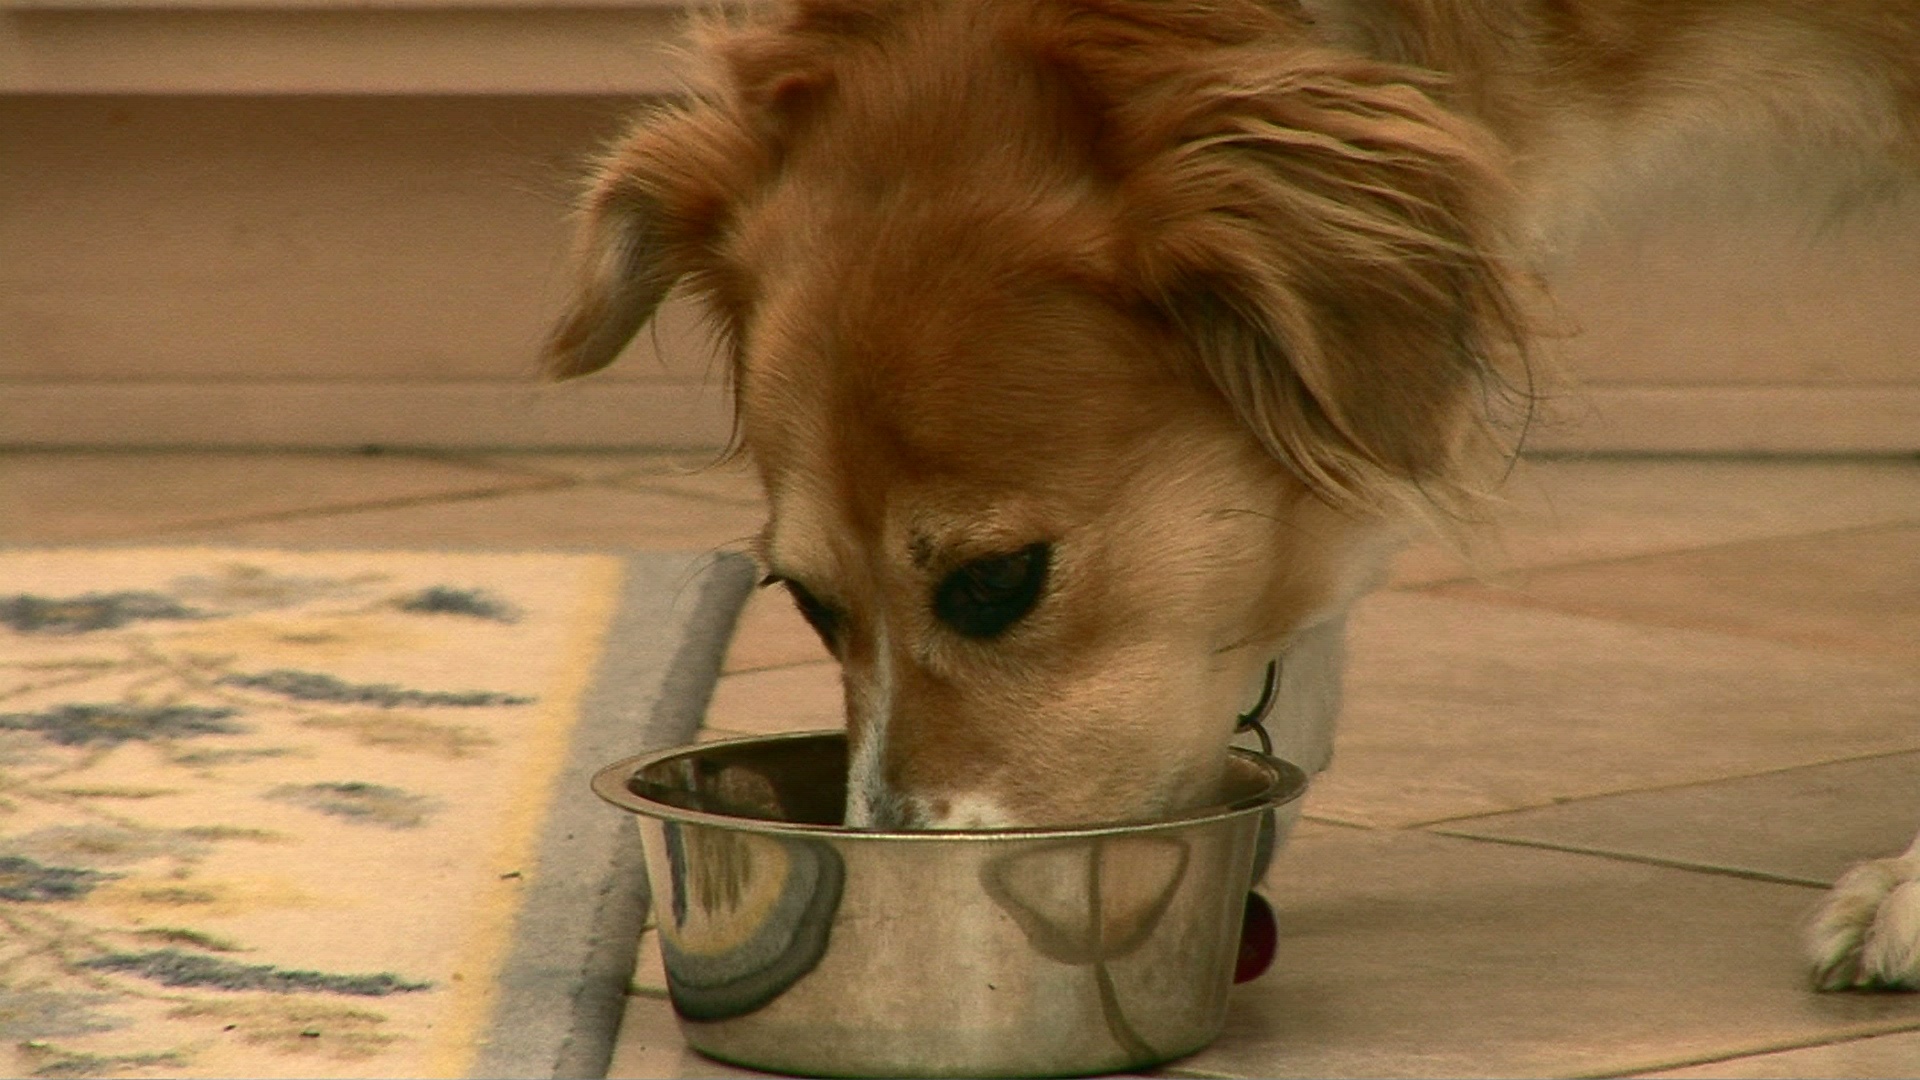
[1409,746,1920,829]
[420,450,616,483]
[1569,1018,1920,1079]
[1298,813,1381,832]
[120,475,577,540]
[1424,830,1831,889]
[1398,517,1920,592]
[297,447,621,486]
[721,657,838,677]
[599,476,767,509]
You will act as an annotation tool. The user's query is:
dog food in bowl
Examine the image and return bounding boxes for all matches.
[592,730,1306,1078]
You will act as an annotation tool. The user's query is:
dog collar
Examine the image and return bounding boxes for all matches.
[1234,658,1280,756]
[1234,657,1284,984]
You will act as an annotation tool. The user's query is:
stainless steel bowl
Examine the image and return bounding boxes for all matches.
[592,731,1307,1078]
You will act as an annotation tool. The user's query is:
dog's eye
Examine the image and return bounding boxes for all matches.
[933,543,1051,640]
[771,578,842,652]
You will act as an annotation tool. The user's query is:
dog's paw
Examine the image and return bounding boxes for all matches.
[1806,846,1920,991]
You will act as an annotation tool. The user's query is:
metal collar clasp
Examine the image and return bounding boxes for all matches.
[1234,659,1279,757]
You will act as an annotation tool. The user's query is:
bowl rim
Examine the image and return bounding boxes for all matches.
[591,729,1309,842]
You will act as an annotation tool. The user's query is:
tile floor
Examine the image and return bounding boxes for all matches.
[4,449,1917,1078]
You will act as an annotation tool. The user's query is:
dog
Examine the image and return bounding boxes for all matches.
[542,0,1920,991]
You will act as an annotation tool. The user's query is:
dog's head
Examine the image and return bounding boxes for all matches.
[546,0,1530,827]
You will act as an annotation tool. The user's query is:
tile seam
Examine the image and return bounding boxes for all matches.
[1423,830,1832,888]
[1404,745,1920,829]
[1570,1017,1920,1079]
[598,477,766,508]
[721,658,838,677]
[99,475,578,541]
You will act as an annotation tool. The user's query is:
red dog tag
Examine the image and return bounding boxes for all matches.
[1235,892,1277,983]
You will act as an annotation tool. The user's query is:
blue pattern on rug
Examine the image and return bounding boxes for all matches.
[0,556,563,1077]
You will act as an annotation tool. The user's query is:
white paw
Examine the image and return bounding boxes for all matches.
[1807,845,1920,991]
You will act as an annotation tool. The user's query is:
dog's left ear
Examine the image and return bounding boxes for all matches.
[543,99,773,379]
[545,0,877,380]
[1039,4,1535,514]
[542,166,676,380]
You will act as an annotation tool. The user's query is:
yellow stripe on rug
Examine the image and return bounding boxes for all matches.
[425,553,625,1080]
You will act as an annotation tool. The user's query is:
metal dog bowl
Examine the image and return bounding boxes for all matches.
[592,730,1307,1077]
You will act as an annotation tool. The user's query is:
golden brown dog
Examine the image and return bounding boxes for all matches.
[543,0,1919,989]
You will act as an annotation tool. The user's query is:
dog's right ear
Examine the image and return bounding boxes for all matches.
[543,2,864,380]
[542,171,675,380]
[542,99,773,380]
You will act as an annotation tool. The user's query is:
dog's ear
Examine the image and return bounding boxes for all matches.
[542,162,672,380]
[543,1,860,379]
[1035,1,1534,514]
[543,100,767,380]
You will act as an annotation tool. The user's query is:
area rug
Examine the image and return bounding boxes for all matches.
[0,547,755,1079]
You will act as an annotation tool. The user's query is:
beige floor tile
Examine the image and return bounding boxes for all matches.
[1302,592,1920,828]
[1389,458,1920,586]
[631,927,668,995]
[605,995,777,1079]
[162,483,766,553]
[1184,825,1920,1079]
[1427,524,1920,664]
[606,450,747,478]
[724,586,835,673]
[0,449,547,544]
[1437,752,1920,887]
[607,458,767,508]
[703,662,844,735]
[479,449,767,504]
[1636,1029,1920,1078]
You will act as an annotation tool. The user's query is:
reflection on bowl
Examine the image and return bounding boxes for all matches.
[593,731,1307,1078]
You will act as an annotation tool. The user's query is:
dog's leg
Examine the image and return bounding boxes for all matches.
[1808,828,1920,991]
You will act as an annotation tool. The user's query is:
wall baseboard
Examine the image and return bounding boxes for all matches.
[0,3,699,95]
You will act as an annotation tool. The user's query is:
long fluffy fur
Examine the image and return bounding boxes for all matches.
[547,0,1545,518]
[546,0,1915,514]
